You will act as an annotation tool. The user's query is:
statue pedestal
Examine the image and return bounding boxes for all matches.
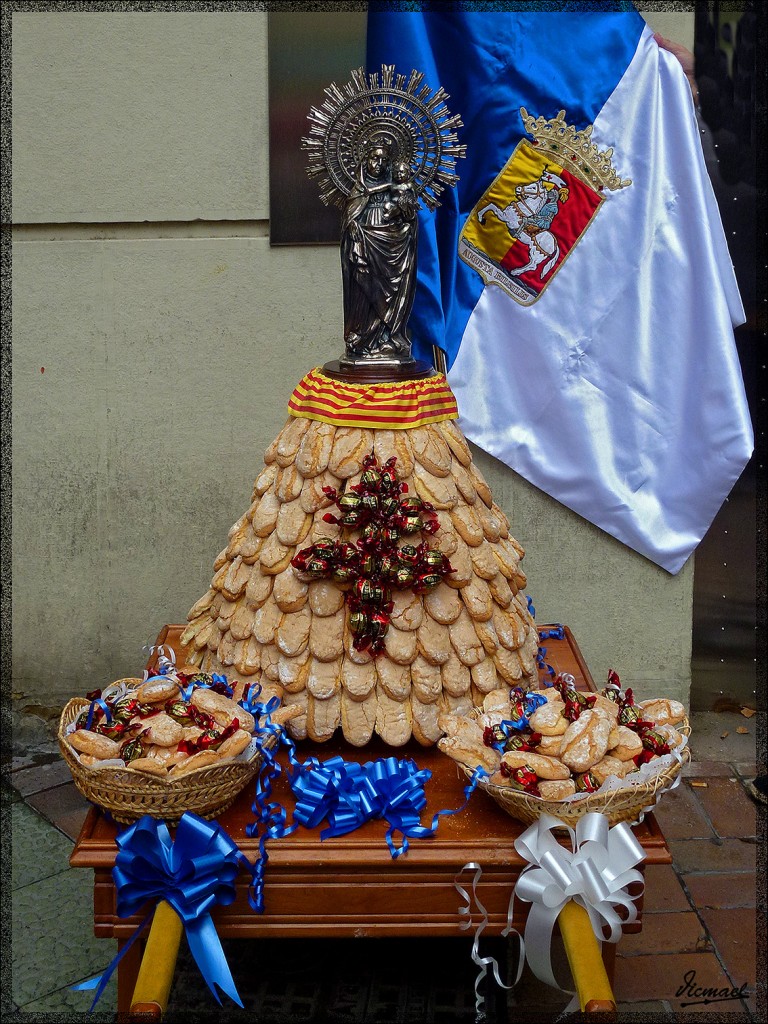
[322,359,436,383]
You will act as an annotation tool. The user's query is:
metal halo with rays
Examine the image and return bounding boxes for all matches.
[302,65,466,211]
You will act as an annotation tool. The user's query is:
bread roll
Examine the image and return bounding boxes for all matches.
[534,734,564,757]
[137,678,180,704]
[608,725,644,761]
[437,734,500,774]
[169,750,220,776]
[590,755,632,785]
[538,779,577,800]
[68,730,121,760]
[216,729,252,760]
[143,713,184,748]
[529,701,568,736]
[559,710,612,773]
[500,750,571,781]
[639,699,686,726]
[129,757,168,777]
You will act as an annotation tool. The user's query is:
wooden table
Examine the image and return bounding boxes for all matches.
[70,625,671,1015]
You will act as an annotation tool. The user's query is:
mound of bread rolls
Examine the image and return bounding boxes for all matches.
[437,673,687,800]
[179,416,541,749]
[64,667,301,779]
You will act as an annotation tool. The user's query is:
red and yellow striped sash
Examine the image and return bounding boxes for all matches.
[288,368,458,429]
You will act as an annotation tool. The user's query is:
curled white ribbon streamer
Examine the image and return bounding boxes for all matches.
[100,679,132,705]
[454,862,524,1017]
[141,643,177,681]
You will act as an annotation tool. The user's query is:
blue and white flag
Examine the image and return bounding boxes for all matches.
[367,9,753,574]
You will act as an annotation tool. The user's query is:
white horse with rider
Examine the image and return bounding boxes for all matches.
[477,169,569,280]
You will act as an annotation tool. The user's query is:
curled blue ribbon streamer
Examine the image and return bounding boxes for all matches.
[74,814,252,1009]
[488,693,549,750]
[538,625,565,641]
[237,681,263,712]
[525,691,548,716]
[85,697,113,731]
[536,624,564,679]
[536,645,557,679]
[244,698,299,911]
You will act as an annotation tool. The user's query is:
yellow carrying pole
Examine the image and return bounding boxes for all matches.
[558,899,617,1015]
[129,900,184,1021]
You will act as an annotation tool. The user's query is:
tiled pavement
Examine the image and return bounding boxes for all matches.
[5,710,765,1022]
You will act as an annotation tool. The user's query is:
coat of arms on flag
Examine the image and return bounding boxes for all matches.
[459,108,632,306]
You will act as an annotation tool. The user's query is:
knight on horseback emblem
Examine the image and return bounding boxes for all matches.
[459,108,631,306]
[477,167,569,282]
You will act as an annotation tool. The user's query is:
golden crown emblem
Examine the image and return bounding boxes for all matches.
[520,107,631,192]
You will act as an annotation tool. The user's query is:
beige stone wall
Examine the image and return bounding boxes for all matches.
[11,10,695,706]
[639,8,695,52]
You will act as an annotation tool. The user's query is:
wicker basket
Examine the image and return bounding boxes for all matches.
[59,696,276,825]
[462,714,690,828]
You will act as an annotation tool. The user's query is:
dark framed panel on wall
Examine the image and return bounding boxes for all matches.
[268,10,367,245]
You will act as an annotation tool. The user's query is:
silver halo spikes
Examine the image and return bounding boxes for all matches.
[302,65,466,212]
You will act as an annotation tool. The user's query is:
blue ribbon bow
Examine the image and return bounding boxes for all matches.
[290,754,485,859]
[244,703,488,913]
[74,814,251,1008]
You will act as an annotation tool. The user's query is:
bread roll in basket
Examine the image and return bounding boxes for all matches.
[447,690,690,828]
[59,676,280,824]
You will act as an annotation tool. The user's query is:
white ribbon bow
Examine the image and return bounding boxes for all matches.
[513,811,645,991]
[455,811,645,1016]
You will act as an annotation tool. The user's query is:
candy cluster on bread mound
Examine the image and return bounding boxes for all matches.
[63,668,301,779]
[438,672,687,800]
[179,420,540,748]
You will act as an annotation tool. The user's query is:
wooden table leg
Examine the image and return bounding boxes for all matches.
[117,935,145,1016]
[601,940,616,987]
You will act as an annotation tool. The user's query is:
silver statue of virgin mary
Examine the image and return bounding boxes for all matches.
[303,66,465,378]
